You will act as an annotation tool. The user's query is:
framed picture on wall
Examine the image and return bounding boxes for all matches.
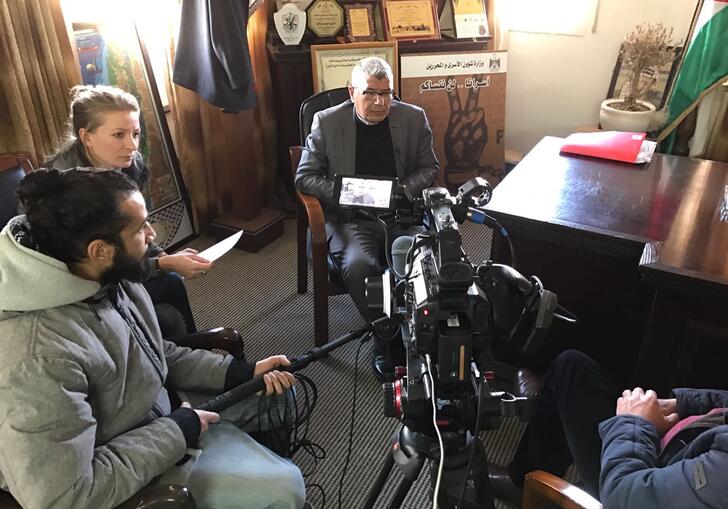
[310,41,399,93]
[71,21,195,250]
[606,45,683,110]
[380,0,440,40]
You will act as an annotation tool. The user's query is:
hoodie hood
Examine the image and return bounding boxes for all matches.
[0,215,100,314]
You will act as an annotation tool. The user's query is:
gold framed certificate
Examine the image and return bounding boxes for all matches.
[381,0,440,40]
[307,0,345,38]
[310,41,399,93]
[344,3,376,42]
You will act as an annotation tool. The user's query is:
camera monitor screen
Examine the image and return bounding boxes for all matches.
[334,175,396,211]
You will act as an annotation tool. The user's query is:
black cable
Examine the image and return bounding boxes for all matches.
[305,483,326,509]
[337,335,366,509]
[485,215,517,270]
[456,375,486,508]
[250,372,324,472]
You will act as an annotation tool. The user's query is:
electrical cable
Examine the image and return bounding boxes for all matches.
[305,483,326,509]
[425,354,444,509]
[487,216,517,270]
[337,335,367,508]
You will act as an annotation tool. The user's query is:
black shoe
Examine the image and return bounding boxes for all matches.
[372,353,395,383]
[487,463,522,506]
[514,367,540,398]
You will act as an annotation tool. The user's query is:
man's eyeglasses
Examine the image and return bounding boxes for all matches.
[361,89,394,100]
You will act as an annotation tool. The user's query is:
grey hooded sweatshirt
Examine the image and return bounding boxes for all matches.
[0,216,253,509]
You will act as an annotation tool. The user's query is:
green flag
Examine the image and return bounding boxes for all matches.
[658,0,728,150]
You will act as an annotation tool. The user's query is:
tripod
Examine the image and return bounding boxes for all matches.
[362,424,495,509]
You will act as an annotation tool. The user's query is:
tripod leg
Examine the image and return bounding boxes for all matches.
[431,439,496,509]
[362,453,395,509]
[387,473,417,509]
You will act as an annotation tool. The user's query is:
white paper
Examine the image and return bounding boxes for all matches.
[198,230,243,262]
[636,140,657,164]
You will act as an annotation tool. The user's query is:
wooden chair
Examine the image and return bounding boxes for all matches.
[291,87,352,346]
[522,471,602,509]
[0,153,33,228]
[0,328,245,509]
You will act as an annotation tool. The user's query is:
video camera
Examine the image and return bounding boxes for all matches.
[362,177,558,435]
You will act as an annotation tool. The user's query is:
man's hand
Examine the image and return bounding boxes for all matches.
[158,248,212,278]
[254,355,297,395]
[616,388,679,436]
[658,397,678,417]
[181,402,220,437]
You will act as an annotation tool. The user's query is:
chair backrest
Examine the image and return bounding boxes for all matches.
[523,471,602,509]
[297,87,403,146]
[298,87,351,145]
[0,153,33,229]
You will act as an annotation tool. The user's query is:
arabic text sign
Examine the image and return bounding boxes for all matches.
[400,50,507,189]
[400,52,507,78]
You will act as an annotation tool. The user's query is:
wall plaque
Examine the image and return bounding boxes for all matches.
[274,4,307,45]
[381,0,440,40]
[307,0,345,38]
[345,3,376,42]
[451,0,488,38]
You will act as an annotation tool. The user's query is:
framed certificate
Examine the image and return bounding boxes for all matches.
[451,0,489,38]
[344,3,376,42]
[307,0,345,38]
[310,41,399,93]
[381,0,440,40]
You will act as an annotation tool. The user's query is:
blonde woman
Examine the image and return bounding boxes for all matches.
[46,85,210,337]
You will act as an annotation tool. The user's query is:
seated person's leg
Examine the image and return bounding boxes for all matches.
[144,271,197,336]
[169,421,306,509]
[328,220,385,320]
[154,303,188,338]
[328,221,399,379]
[508,349,618,498]
[224,390,297,458]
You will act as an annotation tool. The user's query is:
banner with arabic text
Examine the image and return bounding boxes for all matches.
[400,50,507,189]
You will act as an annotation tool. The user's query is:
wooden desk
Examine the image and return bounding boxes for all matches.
[637,160,728,392]
[484,136,728,389]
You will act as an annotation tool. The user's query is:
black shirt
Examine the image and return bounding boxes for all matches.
[354,116,396,178]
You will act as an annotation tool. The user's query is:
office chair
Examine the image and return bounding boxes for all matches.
[522,470,602,509]
[0,153,33,228]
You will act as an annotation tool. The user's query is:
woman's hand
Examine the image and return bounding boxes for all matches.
[254,355,296,395]
[158,248,212,278]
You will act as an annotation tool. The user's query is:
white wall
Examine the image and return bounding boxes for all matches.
[505,0,698,157]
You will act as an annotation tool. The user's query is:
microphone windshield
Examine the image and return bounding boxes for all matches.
[391,235,415,277]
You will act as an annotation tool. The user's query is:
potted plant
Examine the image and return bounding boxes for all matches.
[600,22,676,132]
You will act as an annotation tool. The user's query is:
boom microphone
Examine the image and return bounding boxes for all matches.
[391,235,414,277]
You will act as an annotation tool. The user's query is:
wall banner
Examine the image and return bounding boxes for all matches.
[400,50,507,189]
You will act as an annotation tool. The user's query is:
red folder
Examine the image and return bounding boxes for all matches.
[560,131,647,163]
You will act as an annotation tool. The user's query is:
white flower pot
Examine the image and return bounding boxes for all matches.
[599,99,656,132]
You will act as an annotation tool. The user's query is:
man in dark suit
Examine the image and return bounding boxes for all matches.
[295,57,439,380]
